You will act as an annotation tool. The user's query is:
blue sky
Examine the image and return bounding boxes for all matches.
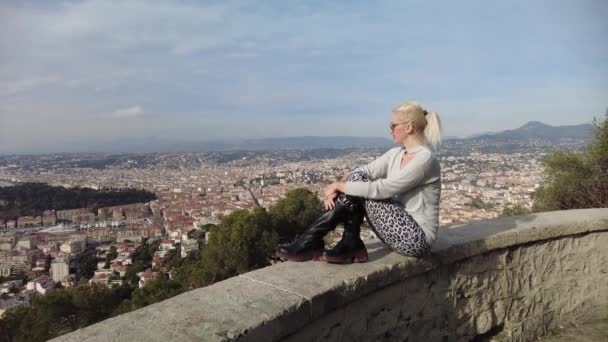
[1,0,607,153]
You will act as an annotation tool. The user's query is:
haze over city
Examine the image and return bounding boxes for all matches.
[1,0,607,154]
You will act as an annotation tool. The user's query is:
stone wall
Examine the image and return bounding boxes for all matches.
[287,232,607,342]
[52,208,608,342]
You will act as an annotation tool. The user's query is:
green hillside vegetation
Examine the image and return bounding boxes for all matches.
[533,110,608,211]
[0,183,157,219]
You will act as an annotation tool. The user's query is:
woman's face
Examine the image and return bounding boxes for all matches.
[390,112,410,144]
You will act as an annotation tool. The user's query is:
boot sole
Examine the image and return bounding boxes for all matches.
[275,249,323,262]
[324,248,368,264]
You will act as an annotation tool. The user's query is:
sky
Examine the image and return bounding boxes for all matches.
[0,0,607,154]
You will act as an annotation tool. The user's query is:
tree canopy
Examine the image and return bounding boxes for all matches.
[0,182,156,219]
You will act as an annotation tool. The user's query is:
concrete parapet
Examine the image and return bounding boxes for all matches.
[52,208,608,341]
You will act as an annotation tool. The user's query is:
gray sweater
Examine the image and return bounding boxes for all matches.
[344,144,441,245]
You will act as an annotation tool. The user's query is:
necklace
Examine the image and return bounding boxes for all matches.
[400,151,414,170]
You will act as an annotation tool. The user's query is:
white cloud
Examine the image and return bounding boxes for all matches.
[0,77,58,97]
[110,106,144,118]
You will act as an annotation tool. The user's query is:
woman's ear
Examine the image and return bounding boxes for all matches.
[405,122,414,134]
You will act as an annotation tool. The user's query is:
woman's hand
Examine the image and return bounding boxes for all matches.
[324,192,337,210]
[323,181,346,210]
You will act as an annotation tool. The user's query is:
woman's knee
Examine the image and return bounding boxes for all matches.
[348,170,372,182]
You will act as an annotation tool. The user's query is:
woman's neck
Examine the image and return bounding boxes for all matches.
[402,134,425,151]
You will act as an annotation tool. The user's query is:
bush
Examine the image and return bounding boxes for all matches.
[501,204,531,217]
[533,109,608,211]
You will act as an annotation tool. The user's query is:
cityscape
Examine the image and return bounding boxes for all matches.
[0,134,588,320]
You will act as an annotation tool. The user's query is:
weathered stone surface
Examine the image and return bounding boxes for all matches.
[241,240,437,319]
[52,208,608,342]
[50,276,310,342]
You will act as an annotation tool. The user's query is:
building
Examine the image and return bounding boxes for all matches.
[16,237,35,250]
[160,239,175,251]
[0,235,16,251]
[85,227,114,244]
[72,213,96,224]
[59,238,86,255]
[89,271,111,287]
[17,216,42,228]
[50,253,70,283]
[137,270,159,288]
[123,203,150,220]
[0,264,11,277]
[117,230,142,243]
[56,208,93,222]
[42,210,57,226]
[26,275,55,295]
[181,239,198,258]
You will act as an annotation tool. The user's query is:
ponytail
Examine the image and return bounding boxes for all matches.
[423,110,442,147]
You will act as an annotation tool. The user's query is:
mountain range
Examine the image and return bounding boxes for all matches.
[2,121,595,154]
[105,121,595,152]
[469,121,594,142]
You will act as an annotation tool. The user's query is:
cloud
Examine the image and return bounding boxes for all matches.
[0,77,58,97]
[109,106,144,118]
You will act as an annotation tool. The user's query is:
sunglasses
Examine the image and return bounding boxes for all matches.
[389,122,407,130]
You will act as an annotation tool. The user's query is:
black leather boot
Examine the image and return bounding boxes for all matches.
[322,199,368,264]
[275,195,356,262]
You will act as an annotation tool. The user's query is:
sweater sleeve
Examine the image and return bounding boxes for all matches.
[345,151,432,199]
[350,148,397,180]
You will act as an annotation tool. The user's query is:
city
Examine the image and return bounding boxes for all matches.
[0,137,587,320]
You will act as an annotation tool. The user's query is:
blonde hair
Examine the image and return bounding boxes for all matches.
[392,101,442,147]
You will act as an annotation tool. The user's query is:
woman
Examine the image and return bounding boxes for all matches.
[276,101,442,263]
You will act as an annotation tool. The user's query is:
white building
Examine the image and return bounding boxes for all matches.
[181,239,199,258]
[16,238,34,250]
[59,238,86,255]
[50,253,70,283]
[26,275,55,295]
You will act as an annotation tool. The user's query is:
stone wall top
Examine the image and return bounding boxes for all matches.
[52,208,608,342]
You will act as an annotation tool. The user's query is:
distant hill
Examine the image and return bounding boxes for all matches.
[470,121,594,142]
[33,136,395,154]
[1,122,595,155]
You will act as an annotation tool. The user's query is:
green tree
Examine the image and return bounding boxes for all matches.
[268,188,321,242]
[0,284,136,342]
[106,246,118,262]
[199,208,278,285]
[77,251,99,279]
[132,238,161,265]
[173,188,321,289]
[0,183,156,220]
[124,261,146,286]
[128,275,184,310]
[533,110,608,211]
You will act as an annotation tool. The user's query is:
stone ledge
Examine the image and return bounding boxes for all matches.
[431,208,608,262]
[51,208,608,342]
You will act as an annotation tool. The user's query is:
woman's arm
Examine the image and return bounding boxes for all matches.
[353,148,397,180]
[344,152,433,200]
[323,148,398,209]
